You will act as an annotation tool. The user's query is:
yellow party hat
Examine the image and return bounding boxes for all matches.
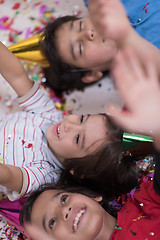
[8,33,49,67]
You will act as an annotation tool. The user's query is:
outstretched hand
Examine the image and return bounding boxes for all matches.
[107,48,160,138]
[88,0,130,45]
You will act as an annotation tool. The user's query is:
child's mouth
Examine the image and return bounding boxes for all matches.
[53,122,61,138]
[57,124,60,137]
[73,207,86,232]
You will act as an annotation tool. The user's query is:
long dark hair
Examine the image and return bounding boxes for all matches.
[63,114,140,198]
[40,16,98,92]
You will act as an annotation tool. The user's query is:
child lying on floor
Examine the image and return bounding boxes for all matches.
[40,0,160,92]
[1,40,148,202]
[20,46,160,240]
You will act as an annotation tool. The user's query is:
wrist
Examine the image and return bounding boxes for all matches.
[118,25,134,49]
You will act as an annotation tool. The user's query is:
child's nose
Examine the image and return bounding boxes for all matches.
[83,29,94,41]
[64,121,73,133]
[62,206,72,221]
[64,121,79,133]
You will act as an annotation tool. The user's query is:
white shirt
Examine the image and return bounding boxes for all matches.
[0,82,63,200]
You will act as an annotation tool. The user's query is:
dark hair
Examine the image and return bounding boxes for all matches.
[40,15,101,92]
[63,114,139,198]
[19,178,117,227]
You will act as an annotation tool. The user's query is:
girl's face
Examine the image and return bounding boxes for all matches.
[46,114,109,164]
[31,190,116,240]
[56,18,118,71]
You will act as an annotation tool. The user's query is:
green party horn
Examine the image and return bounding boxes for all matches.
[122,132,153,151]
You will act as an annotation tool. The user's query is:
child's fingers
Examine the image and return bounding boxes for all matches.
[113,52,134,95]
[145,55,159,85]
[124,48,146,82]
[107,106,144,133]
[89,3,109,34]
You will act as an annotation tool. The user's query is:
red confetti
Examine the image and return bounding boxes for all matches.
[25,143,33,148]
[31,26,41,34]
[8,33,14,42]
[142,2,149,12]
[76,10,82,17]
[34,2,42,6]
[22,140,25,145]
[12,2,20,10]
[145,9,148,13]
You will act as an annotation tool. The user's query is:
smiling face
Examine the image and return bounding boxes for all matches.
[56,18,118,71]
[46,114,108,164]
[31,190,116,240]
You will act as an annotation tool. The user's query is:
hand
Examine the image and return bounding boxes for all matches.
[107,47,160,138]
[89,0,130,45]
[25,224,54,240]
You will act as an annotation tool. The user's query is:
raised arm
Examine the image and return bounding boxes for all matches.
[107,47,160,151]
[0,163,23,193]
[89,0,160,77]
[0,41,33,96]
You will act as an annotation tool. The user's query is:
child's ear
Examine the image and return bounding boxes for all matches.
[70,169,74,175]
[70,170,85,179]
[81,70,103,83]
[94,196,103,202]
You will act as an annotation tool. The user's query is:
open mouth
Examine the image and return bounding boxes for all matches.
[73,207,86,232]
[56,123,61,138]
[57,125,60,136]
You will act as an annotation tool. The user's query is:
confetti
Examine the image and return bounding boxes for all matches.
[12,2,20,10]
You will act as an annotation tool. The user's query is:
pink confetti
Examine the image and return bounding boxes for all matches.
[40,4,47,17]
[25,27,31,39]
[54,1,60,5]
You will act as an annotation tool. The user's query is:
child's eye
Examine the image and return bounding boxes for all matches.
[61,194,68,204]
[79,43,83,56]
[49,218,56,229]
[79,20,82,31]
[80,115,84,123]
[76,134,80,144]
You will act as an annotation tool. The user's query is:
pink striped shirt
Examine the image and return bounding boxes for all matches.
[0,82,63,200]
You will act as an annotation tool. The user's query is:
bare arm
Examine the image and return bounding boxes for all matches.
[0,163,23,192]
[0,41,33,96]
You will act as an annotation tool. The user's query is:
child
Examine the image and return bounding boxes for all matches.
[1,40,144,202]
[0,40,121,201]
[19,45,160,240]
[40,0,160,91]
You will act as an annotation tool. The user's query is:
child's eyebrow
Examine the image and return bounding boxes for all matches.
[70,21,76,61]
